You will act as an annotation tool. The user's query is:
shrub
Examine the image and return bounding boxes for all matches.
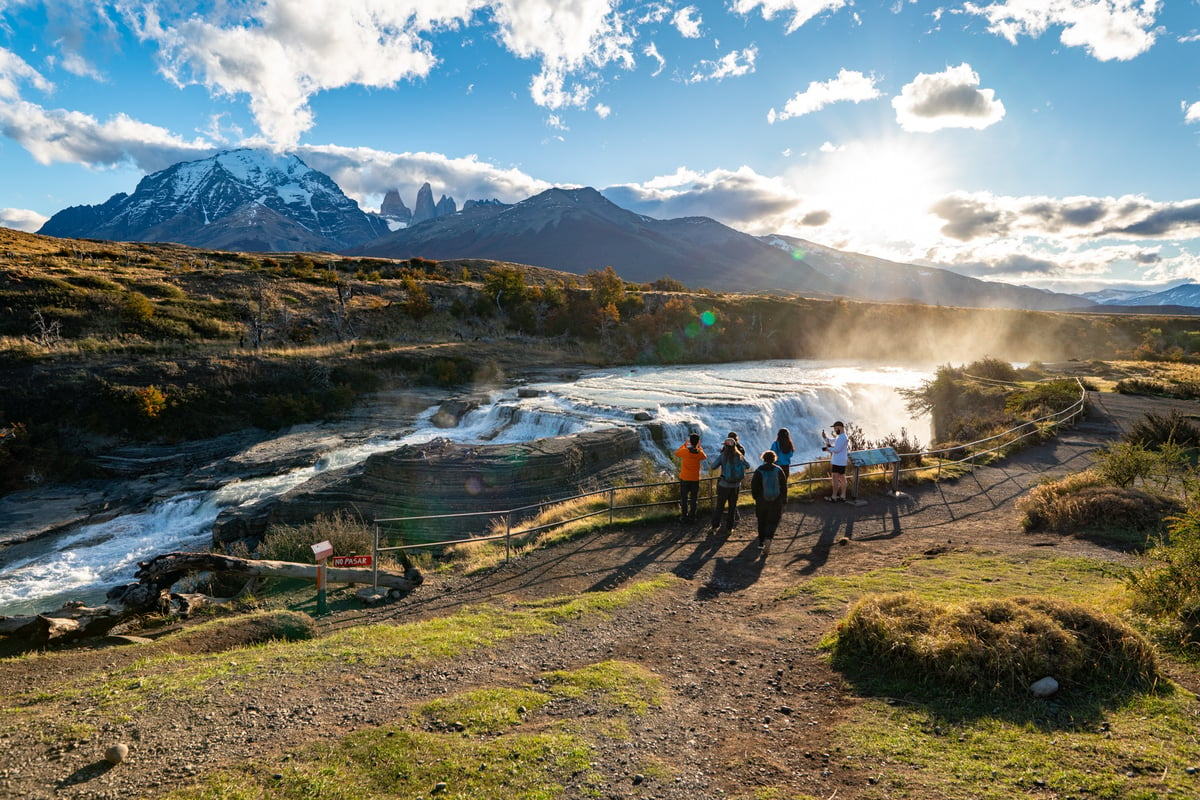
[1004,379,1081,417]
[872,427,923,467]
[1019,479,1176,544]
[832,592,1159,696]
[258,510,377,564]
[1129,509,1200,644]
[1125,410,1200,449]
[965,356,1019,382]
[1093,441,1161,488]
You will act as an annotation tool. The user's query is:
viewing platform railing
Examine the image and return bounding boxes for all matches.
[372,378,1088,566]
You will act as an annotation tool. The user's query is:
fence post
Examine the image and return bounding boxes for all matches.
[608,487,616,525]
[372,524,380,591]
[505,511,512,562]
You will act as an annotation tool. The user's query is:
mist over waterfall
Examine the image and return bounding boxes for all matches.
[0,360,929,615]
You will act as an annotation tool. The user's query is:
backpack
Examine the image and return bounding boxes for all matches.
[721,456,746,484]
[760,465,781,501]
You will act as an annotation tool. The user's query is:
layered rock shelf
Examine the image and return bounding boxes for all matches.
[214,427,647,547]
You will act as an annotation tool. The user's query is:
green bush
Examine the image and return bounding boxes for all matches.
[1129,509,1200,644]
[965,356,1019,382]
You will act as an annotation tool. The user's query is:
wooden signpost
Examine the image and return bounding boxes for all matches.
[311,540,333,614]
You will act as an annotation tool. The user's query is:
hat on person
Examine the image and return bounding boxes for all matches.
[832,420,844,428]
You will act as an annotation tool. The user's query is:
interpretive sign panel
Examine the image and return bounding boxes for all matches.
[849,447,901,468]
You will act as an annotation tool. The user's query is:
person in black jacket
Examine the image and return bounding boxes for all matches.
[751,450,788,556]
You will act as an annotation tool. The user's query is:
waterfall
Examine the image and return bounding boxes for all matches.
[0,360,929,614]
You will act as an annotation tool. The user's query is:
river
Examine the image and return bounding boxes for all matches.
[0,359,930,615]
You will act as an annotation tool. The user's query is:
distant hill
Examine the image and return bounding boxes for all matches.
[763,236,1095,312]
[38,150,388,252]
[350,186,835,295]
[1092,283,1200,308]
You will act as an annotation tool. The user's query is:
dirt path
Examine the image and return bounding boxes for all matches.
[0,392,1188,800]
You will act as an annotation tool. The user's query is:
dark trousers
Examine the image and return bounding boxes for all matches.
[711,484,740,529]
[756,498,784,542]
[679,479,699,519]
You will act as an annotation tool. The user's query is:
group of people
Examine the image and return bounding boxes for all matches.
[673,421,849,557]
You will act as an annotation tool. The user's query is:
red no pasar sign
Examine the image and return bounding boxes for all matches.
[330,555,372,568]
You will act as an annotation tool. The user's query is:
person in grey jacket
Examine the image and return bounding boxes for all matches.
[708,438,750,532]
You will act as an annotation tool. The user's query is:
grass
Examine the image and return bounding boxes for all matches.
[835,689,1200,799]
[165,660,665,800]
[779,549,1131,612]
[172,720,596,800]
[782,548,1200,800]
[11,575,677,714]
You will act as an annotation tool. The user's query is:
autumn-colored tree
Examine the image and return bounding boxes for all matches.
[587,266,626,309]
[401,275,432,319]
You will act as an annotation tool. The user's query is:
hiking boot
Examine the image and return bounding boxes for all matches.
[760,539,771,556]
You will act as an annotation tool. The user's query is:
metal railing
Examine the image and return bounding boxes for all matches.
[373,378,1088,563]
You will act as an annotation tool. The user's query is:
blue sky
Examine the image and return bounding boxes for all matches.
[1,1,1198,293]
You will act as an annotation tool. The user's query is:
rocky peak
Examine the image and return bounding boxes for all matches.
[379,189,412,223]
[412,182,437,224]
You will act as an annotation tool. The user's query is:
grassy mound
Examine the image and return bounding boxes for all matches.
[831,593,1159,697]
[153,609,317,655]
[1018,470,1177,546]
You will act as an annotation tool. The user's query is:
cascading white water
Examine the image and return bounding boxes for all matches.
[0,360,930,614]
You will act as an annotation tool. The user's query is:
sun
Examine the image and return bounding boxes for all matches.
[795,138,950,251]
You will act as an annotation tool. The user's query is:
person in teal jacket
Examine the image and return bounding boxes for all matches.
[769,428,795,478]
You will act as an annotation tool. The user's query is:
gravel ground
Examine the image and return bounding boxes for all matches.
[0,391,1188,800]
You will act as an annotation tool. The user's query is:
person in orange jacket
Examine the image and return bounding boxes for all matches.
[674,432,706,523]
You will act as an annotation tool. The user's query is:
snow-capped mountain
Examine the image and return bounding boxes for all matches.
[1096,283,1200,308]
[38,150,388,252]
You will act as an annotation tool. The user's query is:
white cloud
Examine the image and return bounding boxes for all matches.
[892,63,1005,132]
[1185,100,1200,124]
[928,190,1200,242]
[121,1,458,148]
[0,98,215,169]
[491,0,635,110]
[602,165,805,233]
[962,0,1159,61]
[731,0,849,34]
[115,0,638,147]
[295,144,551,211]
[0,207,48,232]
[819,141,842,152]
[768,69,881,123]
[687,46,757,83]
[55,51,104,81]
[0,47,53,100]
[644,42,666,77]
[673,6,703,38]
[594,102,612,118]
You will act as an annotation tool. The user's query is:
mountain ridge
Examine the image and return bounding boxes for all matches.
[34,148,1102,310]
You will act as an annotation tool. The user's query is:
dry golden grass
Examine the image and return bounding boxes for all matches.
[832,592,1160,696]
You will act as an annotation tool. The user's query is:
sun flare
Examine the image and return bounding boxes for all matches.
[796,139,950,251]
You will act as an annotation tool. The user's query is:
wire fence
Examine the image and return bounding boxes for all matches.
[373,378,1088,565]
